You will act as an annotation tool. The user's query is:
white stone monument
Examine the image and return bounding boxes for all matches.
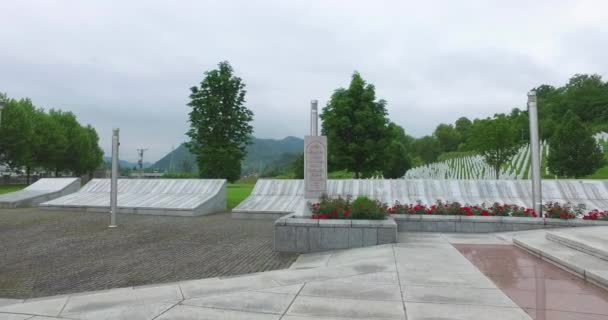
[304,100,327,199]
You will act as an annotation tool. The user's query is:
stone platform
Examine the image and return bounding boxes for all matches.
[233,178,608,219]
[0,178,80,208]
[39,179,226,216]
[514,226,608,290]
[274,214,397,253]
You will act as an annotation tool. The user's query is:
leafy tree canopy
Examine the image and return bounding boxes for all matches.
[320,72,390,178]
[186,61,254,182]
[548,110,605,178]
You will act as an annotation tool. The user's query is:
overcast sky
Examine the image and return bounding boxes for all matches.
[1,1,607,162]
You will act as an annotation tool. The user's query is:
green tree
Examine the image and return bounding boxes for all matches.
[547,110,605,178]
[186,61,254,182]
[454,117,472,148]
[434,123,461,153]
[49,110,82,175]
[292,153,304,179]
[320,72,390,178]
[413,135,441,164]
[383,123,412,178]
[0,97,35,178]
[79,125,103,177]
[469,115,521,179]
[16,99,40,183]
[32,110,67,174]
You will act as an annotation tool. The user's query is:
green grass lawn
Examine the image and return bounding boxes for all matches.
[227,183,254,210]
[0,185,26,195]
[585,155,608,179]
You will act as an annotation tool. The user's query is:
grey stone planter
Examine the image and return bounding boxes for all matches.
[392,214,608,233]
[273,214,397,253]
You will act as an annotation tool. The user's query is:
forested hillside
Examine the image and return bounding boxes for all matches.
[152,136,303,175]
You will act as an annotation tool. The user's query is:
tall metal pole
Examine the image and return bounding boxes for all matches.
[0,102,4,127]
[528,91,542,217]
[310,100,318,136]
[109,128,119,228]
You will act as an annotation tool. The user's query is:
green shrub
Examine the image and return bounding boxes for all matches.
[351,196,387,220]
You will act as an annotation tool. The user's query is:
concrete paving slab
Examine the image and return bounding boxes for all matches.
[61,302,176,320]
[61,285,182,315]
[0,297,68,317]
[268,263,396,286]
[403,286,518,307]
[399,270,497,288]
[286,295,405,319]
[155,304,280,320]
[282,316,358,320]
[183,291,294,314]
[325,245,395,267]
[334,271,398,284]
[179,275,279,299]
[289,251,332,269]
[257,284,303,295]
[0,300,22,308]
[405,302,532,320]
[442,233,510,245]
[0,314,34,320]
[301,279,402,301]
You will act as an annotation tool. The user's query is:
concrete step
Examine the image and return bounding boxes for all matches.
[513,231,608,290]
[546,227,608,262]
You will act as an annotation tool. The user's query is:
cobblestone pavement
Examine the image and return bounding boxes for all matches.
[0,208,297,299]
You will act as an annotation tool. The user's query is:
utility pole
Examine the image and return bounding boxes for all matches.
[169,145,175,173]
[0,101,5,126]
[136,148,149,178]
[528,90,542,218]
[109,128,119,228]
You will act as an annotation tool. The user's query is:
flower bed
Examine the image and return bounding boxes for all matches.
[309,195,387,220]
[386,200,594,220]
[388,201,538,218]
[583,209,608,220]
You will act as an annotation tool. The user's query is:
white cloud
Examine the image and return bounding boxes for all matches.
[1,0,607,161]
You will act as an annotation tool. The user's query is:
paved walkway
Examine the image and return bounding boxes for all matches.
[0,232,536,320]
[0,209,297,299]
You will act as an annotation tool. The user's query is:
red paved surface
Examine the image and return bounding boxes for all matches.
[455,244,608,320]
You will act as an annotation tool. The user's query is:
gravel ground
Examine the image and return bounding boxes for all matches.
[0,208,297,299]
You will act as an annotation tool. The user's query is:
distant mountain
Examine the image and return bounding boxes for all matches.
[151,144,197,173]
[103,157,152,170]
[152,136,304,175]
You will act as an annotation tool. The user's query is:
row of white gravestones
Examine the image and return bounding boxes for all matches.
[403,142,551,180]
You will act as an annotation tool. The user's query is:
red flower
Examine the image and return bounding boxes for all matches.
[344,211,351,218]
